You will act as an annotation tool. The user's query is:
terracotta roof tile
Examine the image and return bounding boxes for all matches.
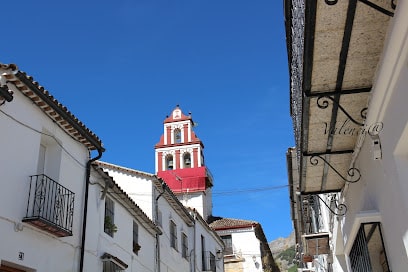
[0,63,104,151]
[92,164,161,236]
[209,217,259,230]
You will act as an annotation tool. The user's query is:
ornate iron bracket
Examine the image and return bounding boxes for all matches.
[359,0,395,16]
[325,0,338,5]
[310,155,361,183]
[317,95,367,126]
[316,194,347,216]
[391,0,396,9]
[325,0,395,16]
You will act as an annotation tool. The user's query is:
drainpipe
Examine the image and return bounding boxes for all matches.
[192,211,197,272]
[154,179,166,272]
[79,148,104,272]
[11,71,105,272]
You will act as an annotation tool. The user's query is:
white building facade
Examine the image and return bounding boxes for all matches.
[83,165,161,272]
[0,64,223,272]
[0,64,104,271]
[209,218,279,272]
[98,161,225,272]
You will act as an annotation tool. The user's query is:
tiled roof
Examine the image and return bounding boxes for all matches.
[97,160,195,226]
[0,63,104,151]
[96,160,155,178]
[209,217,259,230]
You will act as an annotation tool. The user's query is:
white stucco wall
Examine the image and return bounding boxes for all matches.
[103,167,155,220]
[156,195,191,272]
[217,228,262,272]
[233,230,263,272]
[101,164,194,272]
[100,162,224,272]
[0,84,90,271]
[85,170,156,272]
[178,188,213,221]
[193,216,224,272]
[332,2,408,271]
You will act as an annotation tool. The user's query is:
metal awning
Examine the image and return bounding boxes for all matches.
[285,0,394,194]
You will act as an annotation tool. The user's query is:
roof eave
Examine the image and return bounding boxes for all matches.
[14,71,104,152]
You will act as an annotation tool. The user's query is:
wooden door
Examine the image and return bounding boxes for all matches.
[0,265,26,272]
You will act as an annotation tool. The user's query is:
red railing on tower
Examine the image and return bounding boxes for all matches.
[157,166,213,193]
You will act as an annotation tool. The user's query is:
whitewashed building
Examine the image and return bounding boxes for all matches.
[83,165,161,272]
[0,63,105,271]
[98,161,225,272]
[0,63,191,272]
[286,0,408,271]
[209,218,279,272]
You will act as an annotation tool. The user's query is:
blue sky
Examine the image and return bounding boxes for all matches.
[2,1,294,241]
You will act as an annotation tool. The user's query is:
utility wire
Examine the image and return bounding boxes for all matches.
[0,108,86,167]
[212,184,288,196]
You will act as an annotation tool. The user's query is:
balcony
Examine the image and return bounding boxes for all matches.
[22,174,75,237]
[301,195,323,235]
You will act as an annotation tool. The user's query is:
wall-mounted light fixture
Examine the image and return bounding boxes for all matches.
[0,84,13,102]
[371,134,382,160]
[216,250,223,260]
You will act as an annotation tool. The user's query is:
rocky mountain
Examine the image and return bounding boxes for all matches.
[269,230,297,272]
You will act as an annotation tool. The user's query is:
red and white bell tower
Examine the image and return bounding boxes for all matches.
[155,105,213,219]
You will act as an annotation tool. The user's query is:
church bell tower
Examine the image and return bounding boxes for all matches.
[155,105,213,219]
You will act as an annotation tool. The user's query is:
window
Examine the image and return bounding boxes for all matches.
[103,261,124,272]
[183,152,191,168]
[209,252,216,272]
[349,223,390,272]
[37,144,46,174]
[133,222,140,254]
[182,233,188,259]
[156,209,162,227]
[202,251,216,272]
[170,220,178,250]
[166,155,174,170]
[104,197,116,237]
[221,235,233,255]
[201,235,205,270]
[174,128,182,143]
[101,253,128,272]
[37,132,62,180]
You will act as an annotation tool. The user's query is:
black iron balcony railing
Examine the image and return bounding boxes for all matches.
[302,195,323,235]
[22,174,75,237]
